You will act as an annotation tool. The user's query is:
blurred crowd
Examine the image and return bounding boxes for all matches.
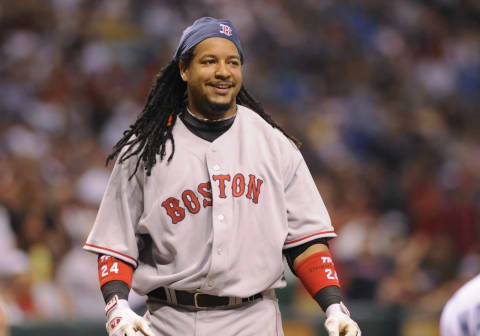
[1,0,479,330]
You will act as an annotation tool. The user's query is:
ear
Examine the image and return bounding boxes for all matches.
[179,60,189,82]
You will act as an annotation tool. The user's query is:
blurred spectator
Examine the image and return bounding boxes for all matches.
[0,302,8,336]
[55,198,108,320]
[0,248,34,322]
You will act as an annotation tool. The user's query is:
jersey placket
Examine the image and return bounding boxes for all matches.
[202,144,230,292]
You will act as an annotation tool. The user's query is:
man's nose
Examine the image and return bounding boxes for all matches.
[215,61,230,78]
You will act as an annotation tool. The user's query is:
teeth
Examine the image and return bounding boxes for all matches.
[213,84,231,89]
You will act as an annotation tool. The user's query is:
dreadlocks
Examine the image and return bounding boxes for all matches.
[107,48,301,179]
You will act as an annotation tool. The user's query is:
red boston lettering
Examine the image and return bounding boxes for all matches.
[197,182,213,207]
[246,174,263,204]
[231,173,245,197]
[161,197,186,224]
[162,173,263,224]
[182,190,201,214]
[212,174,231,198]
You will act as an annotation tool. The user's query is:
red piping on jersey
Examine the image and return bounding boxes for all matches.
[284,230,336,246]
[84,243,137,264]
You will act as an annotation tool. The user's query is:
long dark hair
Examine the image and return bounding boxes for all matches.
[107,48,300,178]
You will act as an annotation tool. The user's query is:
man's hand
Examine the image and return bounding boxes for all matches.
[105,295,154,336]
[324,302,361,336]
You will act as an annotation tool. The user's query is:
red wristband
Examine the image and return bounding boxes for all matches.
[294,251,340,296]
[98,255,134,288]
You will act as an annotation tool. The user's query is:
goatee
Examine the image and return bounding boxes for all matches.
[205,98,235,118]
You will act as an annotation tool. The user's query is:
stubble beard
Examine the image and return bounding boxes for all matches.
[188,85,237,120]
[196,96,235,120]
[207,97,234,114]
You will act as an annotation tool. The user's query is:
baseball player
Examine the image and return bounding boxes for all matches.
[84,17,361,336]
[440,274,480,336]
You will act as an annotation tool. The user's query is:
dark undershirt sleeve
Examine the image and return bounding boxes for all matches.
[101,280,130,303]
[314,285,344,312]
[283,238,331,275]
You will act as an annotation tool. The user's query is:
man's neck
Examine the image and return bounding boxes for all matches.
[187,103,237,122]
[186,106,236,123]
[180,108,236,142]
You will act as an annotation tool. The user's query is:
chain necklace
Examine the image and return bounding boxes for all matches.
[186,107,236,123]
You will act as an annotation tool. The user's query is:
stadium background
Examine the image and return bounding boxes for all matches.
[1,1,479,335]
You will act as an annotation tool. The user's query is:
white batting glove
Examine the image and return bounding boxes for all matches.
[324,302,361,336]
[105,295,154,336]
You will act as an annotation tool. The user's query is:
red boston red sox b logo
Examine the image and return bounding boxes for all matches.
[220,24,232,36]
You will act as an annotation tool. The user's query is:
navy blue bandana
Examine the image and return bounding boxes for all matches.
[173,17,244,62]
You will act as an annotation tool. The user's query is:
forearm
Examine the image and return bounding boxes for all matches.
[293,243,330,266]
[97,254,133,303]
[292,243,361,334]
[97,254,153,336]
[292,243,344,312]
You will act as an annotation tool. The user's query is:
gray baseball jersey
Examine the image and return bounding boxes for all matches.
[84,104,336,298]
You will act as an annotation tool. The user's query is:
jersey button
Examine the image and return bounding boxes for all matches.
[213,165,220,171]
[217,247,223,255]
[218,214,224,221]
[208,280,215,287]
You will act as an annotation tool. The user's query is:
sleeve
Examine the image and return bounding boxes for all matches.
[283,149,336,249]
[83,154,144,267]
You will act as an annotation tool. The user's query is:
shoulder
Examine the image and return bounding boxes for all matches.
[236,105,303,180]
[237,104,299,152]
[110,136,146,183]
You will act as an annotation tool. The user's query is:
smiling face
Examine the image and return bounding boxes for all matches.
[179,37,243,120]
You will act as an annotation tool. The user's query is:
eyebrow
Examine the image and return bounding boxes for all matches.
[200,54,241,60]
